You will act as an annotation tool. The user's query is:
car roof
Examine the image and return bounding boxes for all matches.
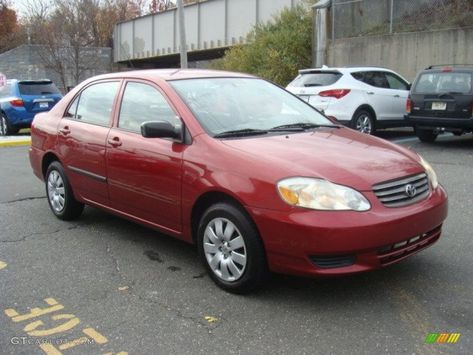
[88,69,256,82]
[299,66,399,75]
[6,79,53,84]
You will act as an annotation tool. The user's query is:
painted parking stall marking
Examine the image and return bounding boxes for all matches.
[4,297,127,355]
[425,332,461,344]
[0,260,7,270]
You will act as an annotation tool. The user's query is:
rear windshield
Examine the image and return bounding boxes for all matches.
[18,82,61,95]
[289,72,342,87]
[414,72,472,94]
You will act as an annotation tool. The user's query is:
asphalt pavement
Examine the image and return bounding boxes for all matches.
[0,131,472,355]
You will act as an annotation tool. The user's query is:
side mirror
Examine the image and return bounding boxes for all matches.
[141,120,183,142]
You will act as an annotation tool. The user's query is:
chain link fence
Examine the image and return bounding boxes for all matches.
[331,0,473,39]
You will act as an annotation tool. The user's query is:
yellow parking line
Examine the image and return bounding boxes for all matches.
[0,260,7,270]
[0,139,31,148]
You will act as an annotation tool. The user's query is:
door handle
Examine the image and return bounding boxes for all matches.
[393,94,400,98]
[59,126,71,135]
[367,92,375,95]
[108,137,122,147]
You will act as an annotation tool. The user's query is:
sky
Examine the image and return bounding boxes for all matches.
[10,0,37,18]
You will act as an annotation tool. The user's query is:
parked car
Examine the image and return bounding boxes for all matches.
[406,65,473,142]
[0,79,62,136]
[29,69,447,293]
[286,66,411,134]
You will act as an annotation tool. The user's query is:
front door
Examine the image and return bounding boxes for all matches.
[106,81,185,233]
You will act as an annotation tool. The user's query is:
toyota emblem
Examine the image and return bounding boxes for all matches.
[405,184,417,197]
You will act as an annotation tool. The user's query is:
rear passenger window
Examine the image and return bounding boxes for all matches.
[353,71,390,89]
[118,82,178,133]
[74,82,119,126]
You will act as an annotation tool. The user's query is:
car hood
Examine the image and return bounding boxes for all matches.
[220,128,423,191]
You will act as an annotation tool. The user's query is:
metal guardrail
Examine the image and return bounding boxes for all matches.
[114,0,301,63]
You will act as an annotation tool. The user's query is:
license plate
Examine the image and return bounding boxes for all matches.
[431,102,446,110]
[39,102,49,108]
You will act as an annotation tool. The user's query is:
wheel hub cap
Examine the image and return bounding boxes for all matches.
[47,170,65,213]
[203,217,247,282]
[356,115,372,134]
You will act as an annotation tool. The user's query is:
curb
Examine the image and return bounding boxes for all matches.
[0,138,31,148]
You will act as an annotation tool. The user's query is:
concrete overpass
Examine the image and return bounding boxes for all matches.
[113,0,302,67]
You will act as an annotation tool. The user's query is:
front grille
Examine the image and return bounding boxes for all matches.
[373,173,430,207]
[310,255,355,269]
[377,225,442,266]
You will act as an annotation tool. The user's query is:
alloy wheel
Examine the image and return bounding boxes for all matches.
[47,170,66,213]
[203,217,247,282]
[355,114,373,134]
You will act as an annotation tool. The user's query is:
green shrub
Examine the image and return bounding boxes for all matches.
[212,5,313,86]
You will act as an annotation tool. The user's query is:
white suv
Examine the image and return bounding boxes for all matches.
[286,66,411,134]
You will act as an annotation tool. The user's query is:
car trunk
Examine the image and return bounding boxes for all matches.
[286,70,343,109]
[411,71,473,119]
[18,81,62,114]
[411,93,472,118]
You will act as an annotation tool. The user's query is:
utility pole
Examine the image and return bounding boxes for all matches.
[176,0,188,68]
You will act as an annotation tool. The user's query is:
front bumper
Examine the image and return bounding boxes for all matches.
[248,185,448,277]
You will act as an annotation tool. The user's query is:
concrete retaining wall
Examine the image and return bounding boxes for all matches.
[327,27,473,81]
[0,45,112,93]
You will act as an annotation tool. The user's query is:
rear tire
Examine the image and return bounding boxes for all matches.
[0,113,18,136]
[45,161,84,220]
[350,109,375,134]
[197,202,268,294]
[415,127,438,143]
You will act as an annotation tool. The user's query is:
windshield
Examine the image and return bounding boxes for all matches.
[414,72,472,94]
[19,82,61,95]
[170,78,333,136]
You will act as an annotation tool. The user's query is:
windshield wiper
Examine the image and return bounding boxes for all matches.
[213,128,268,138]
[304,83,323,87]
[269,123,340,131]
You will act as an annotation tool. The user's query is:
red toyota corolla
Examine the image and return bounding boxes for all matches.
[29,69,448,293]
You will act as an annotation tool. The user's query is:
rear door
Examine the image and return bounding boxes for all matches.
[18,81,62,115]
[411,71,473,118]
[351,71,394,120]
[106,80,184,233]
[57,80,121,205]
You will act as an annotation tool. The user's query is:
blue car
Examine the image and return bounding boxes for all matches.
[0,79,62,135]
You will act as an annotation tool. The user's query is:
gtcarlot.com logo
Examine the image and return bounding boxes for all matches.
[425,333,461,344]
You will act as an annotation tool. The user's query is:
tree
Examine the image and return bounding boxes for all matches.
[22,0,144,90]
[212,6,313,86]
[0,0,25,53]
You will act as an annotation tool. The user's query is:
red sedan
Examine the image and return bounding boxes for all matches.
[29,70,448,293]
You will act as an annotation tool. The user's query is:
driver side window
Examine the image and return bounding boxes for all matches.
[119,82,178,133]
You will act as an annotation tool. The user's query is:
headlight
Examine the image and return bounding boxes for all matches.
[418,155,438,189]
[277,177,371,211]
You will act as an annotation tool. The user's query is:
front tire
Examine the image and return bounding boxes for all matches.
[415,127,438,143]
[197,202,268,293]
[351,109,375,134]
[45,161,84,220]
